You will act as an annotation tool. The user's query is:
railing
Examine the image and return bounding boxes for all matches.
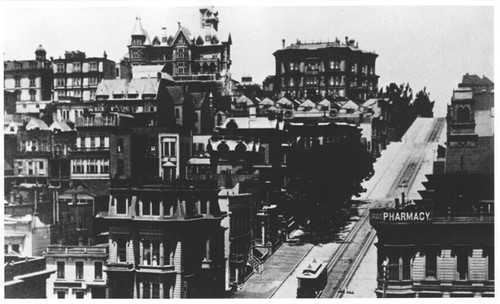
[46,245,107,255]
[172,74,217,82]
[74,147,109,151]
[76,116,117,127]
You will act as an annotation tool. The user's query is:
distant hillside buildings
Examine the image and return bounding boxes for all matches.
[267,37,379,102]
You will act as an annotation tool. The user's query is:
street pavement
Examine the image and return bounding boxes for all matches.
[232,118,446,298]
[231,243,314,298]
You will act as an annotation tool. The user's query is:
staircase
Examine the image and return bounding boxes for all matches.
[247,253,263,274]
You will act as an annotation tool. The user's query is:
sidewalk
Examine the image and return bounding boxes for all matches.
[231,243,314,298]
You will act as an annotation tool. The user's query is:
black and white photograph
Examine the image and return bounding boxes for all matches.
[1,0,496,300]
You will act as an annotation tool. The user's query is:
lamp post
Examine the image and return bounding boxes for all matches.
[381,258,388,298]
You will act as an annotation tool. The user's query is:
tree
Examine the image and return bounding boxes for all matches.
[412,87,434,117]
[382,83,415,141]
[283,126,375,235]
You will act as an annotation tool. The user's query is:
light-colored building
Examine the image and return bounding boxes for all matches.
[45,244,108,299]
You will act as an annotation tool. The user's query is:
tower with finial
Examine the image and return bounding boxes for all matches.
[199,6,219,42]
[129,16,150,65]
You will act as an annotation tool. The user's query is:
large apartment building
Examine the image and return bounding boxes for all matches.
[271,37,379,102]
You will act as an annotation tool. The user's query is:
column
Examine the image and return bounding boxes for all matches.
[139,241,143,265]
[139,282,143,299]
[159,283,164,299]
[173,241,183,298]
[150,242,154,265]
[139,201,143,216]
[159,242,164,266]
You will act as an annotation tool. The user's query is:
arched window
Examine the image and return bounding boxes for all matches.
[457,106,470,123]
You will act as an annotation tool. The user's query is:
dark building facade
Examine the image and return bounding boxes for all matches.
[271,37,379,102]
[370,74,494,298]
[4,255,55,298]
[99,179,226,298]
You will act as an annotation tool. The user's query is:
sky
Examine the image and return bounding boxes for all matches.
[1,2,495,117]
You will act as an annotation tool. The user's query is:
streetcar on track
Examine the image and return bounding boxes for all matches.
[296,259,327,298]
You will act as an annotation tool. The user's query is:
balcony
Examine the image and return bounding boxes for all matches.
[172,74,217,82]
[76,116,118,127]
[137,264,175,274]
[46,245,108,257]
[74,146,110,152]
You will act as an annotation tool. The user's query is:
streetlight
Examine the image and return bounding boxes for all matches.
[381,258,388,298]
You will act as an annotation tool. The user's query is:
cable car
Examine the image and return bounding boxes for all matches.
[297,259,327,298]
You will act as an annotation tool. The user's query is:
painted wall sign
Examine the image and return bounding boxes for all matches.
[382,211,431,222]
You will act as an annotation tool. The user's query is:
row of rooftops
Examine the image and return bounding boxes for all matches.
[233,94,379,113]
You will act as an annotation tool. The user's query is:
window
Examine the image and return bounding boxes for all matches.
[57,63,65,73]
[457,106,471,123]
[152,283,160,299]
[143,282,151,298]
[117,138,124,153]
[15,90,21,101]
[74,62,81,72]
[361,65,367,75]
[89,77,98,85]
[485,248,494,280]
[388,255,399,280]
[175,108,180,119]
[56,78,65,87]
[116,197,127,214]
[402,254,412,280]
[425,250,437,279]
[351,64,357,73]
[39,161,44,170]
[90,89,96,100]
[101,159,109,173]
[56,261,65,279]
[455,248,470,280]
[94,262,103,280]
[29,76,36,87]
[73,77,81,86]
[289,62,299,71]
[330,60,340,70]
[29,89,36,101]
[117,239,127,262]
[12,244,20,253]
[117,159,124,176]
[89,62,98,71]
[177,63,187,75]
[57,291,66,299]
[76,292,84,299]
[14,76,21,87]
[75,261,84,280]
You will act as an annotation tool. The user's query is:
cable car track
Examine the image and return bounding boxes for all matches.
[319,118,445,298]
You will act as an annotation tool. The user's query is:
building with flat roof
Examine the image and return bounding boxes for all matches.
[45,244,108,299]
[271,37,379,102]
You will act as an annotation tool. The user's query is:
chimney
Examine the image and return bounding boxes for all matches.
[103,51,107,59]
[249,106,256,120]
[178,22,181,29]
[345,36,348,45]
[161,27,168,43]
[282,39,285,48]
